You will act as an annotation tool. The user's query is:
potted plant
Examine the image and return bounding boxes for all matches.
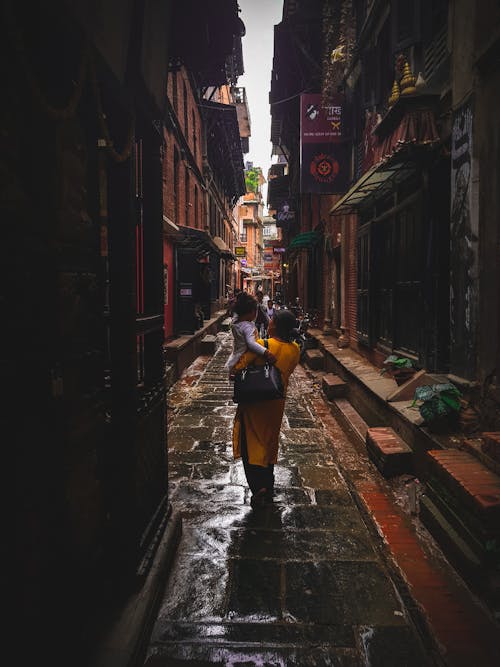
[381,354,416,385]
[412,383,462,433]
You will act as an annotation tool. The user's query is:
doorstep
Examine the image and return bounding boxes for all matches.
[310,330,449,475]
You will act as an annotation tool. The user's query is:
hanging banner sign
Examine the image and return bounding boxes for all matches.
[300,93,350,194]
[234,246,246,257]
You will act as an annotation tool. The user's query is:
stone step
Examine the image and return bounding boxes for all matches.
[321,373,347,399]
[419,494,483,584]
[303,348,324,370]
[424,478,497,561]
[200,334,217,354]
[426,449,500,523]
[330,398,369,449]
[366,427,413,478]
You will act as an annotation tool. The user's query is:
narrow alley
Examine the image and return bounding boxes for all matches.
[142,332,498,666]
[7,3,500,666]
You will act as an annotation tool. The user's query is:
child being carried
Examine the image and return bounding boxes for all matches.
[225,292,276,379]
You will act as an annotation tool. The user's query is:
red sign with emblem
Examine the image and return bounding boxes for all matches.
[300,93,349,194]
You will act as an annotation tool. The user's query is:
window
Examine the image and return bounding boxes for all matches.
[423,0,449,81]
[194,185,199,229]
[172,72,178,112]
[392,0,420,50]
[240,230,247,243]
[185,167,190,225]
[210,199,216,236]
[192,109,197,160]
[183,82,188,136]
[173,147,180,223]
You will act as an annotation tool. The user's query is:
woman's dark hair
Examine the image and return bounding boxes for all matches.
[272,309,299,342]
[232,291,257,316]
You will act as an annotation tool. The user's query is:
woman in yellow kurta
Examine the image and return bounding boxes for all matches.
[232,309,301,508]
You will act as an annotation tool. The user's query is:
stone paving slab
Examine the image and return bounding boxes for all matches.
[145,333,434,665]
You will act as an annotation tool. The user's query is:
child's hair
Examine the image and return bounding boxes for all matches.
[232,291,258,316]
[268,300,274,307]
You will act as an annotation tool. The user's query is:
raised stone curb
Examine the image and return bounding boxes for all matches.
[322,373,347,399]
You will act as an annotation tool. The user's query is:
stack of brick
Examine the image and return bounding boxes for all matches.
[365,427,413,477]
[420,449,500,604]
[482,432,500,463]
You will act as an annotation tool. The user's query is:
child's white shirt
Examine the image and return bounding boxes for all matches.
[224,315,267,370]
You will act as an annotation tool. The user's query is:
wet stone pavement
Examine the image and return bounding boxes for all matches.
[144,332,432,666]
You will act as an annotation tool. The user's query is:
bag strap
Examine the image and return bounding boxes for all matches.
[264,338,268,349]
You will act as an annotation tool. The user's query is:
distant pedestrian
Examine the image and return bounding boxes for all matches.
[266,299,275,320]
[232,309,301,508]
[225,292,276,380]
[255,290,270,338]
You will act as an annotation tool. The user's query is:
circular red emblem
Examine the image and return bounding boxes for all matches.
[310,153,340,183]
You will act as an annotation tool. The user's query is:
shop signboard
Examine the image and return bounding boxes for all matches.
[300,93,349,194]
[235,246,246,257]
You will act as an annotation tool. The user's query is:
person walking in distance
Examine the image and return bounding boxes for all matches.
[255,290,270,338]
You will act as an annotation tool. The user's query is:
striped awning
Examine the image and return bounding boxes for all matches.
[288,231,321,249]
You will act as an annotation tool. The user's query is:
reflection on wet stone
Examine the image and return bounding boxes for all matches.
[315,488,355,506]
[358,625,432,666]
[282,505,368,531]
[153,556,228,624]
[170,482,244,507]
[227,559,281,620]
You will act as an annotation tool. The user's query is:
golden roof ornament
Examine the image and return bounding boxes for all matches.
[330,44,346,63]
[388,79,400,107]
[400,61,417,95]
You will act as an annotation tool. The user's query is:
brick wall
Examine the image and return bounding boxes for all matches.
[163,68,204,229]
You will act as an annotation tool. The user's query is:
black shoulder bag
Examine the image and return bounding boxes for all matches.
[232,340,284,404]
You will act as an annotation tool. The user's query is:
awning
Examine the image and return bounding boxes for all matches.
[212,236,235,259]
[177,226,218,257]
[288,231,321,249]
[330,103,440,216]
[162,215,183,240]
[329,160,416,215]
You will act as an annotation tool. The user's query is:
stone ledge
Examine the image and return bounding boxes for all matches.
[427,450,500,521]
[164,312,226,381]
[200,334,217,354]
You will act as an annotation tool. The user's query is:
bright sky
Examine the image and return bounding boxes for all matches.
[237,0,283,206]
